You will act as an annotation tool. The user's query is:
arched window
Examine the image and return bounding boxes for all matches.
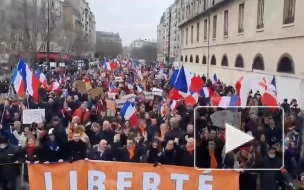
[221,54,228,66]
[190,55,193,63]
[252,54,264,70]
[202,55,206,64]
[180,55,183,62]
[195,55,199,63]
[211,55,216,65]
[185,55,188,62]
[235,54,244,68]
[277,53,295,74]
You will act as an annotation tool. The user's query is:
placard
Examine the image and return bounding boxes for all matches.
[76,80,87,94]
[144,91,154,100]
[106,99,116,116]
[120,93,136,100]
[210,110,234,129]
[89,87,103,98]
[22,109,45,124]
[115,99,127,108]
[152,87,163,96]
[114,76,124,82]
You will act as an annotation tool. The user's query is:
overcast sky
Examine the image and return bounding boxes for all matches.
[86,0,174,46]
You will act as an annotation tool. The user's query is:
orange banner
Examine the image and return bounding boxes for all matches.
[28,161,239,190]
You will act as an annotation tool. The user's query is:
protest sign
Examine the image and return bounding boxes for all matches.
[121,93,136,101]
[89,87,103,98]
[144,91,154,100]
[114,76,124,82]
[106,99,116,116]
[76,80,87,94]
[152,87,163,96]
[210,110,235,128]
[23,109,45,124]
[85,81,92,91]
[28,161,239,190]
[115,99,127,108]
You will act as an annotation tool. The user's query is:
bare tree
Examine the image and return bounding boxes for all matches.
[57,21,78,55]
[95,39,123,59]
[73,33,91,57]
[7,0,63,63]
[0,3,11,62]
[130,43,157,61]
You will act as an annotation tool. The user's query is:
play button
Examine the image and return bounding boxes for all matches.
[225,123,254,153]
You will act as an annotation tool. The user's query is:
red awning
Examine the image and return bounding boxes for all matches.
[36,53,70,60]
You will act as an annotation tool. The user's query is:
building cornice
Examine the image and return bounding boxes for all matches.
[178,0,230,28]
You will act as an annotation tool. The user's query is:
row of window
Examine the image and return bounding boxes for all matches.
[180,53,295,74]
[181,0,296,44]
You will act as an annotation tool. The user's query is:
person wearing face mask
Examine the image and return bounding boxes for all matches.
[0,135,21,190]
[247,147,282,190]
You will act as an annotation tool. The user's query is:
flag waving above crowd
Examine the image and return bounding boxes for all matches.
[1,56,299,190]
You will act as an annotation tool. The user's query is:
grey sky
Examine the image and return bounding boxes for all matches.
[86,0,174,46]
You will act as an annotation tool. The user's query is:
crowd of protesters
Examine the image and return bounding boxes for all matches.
[0,61,303,190]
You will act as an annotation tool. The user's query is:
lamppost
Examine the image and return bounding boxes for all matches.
[46,0,51,71]
[166,8,172,64]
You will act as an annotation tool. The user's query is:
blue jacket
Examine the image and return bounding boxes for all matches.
[0,127,21,146]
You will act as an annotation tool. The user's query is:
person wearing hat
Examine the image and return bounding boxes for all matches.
[0,135,20,190]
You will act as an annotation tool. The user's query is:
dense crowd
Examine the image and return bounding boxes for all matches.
[0,62,303,190]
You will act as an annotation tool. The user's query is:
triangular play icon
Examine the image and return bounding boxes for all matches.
[225,123,254,153]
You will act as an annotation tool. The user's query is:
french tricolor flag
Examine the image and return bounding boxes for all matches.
[137,84,144,93]
[48,81,60,91]
[127,82,134,89]
[13,59,40,101]
[105,62,115,71]
[12,65,25,97]
[120,101,138,127]
[201,87,214,98]
[109,84,119,93]
[36,70,47,88]
[57,75,64,84]
[169,100,178,110]
[261,76,278,108]
[211,95,239,108]
[184,92,199,106]
[159,102,167,117]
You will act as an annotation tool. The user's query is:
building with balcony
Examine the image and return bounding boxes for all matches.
[157,0,183,63]
[178,0,304,102]
[130,39,155,48]
[96,31,122,44]
[157,14,166,62]
[64,0,96,57]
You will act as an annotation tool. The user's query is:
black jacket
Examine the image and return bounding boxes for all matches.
[40,140,64,162]
[88,146,113,161]
[67,140,87,162]
[0,144,21,180]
